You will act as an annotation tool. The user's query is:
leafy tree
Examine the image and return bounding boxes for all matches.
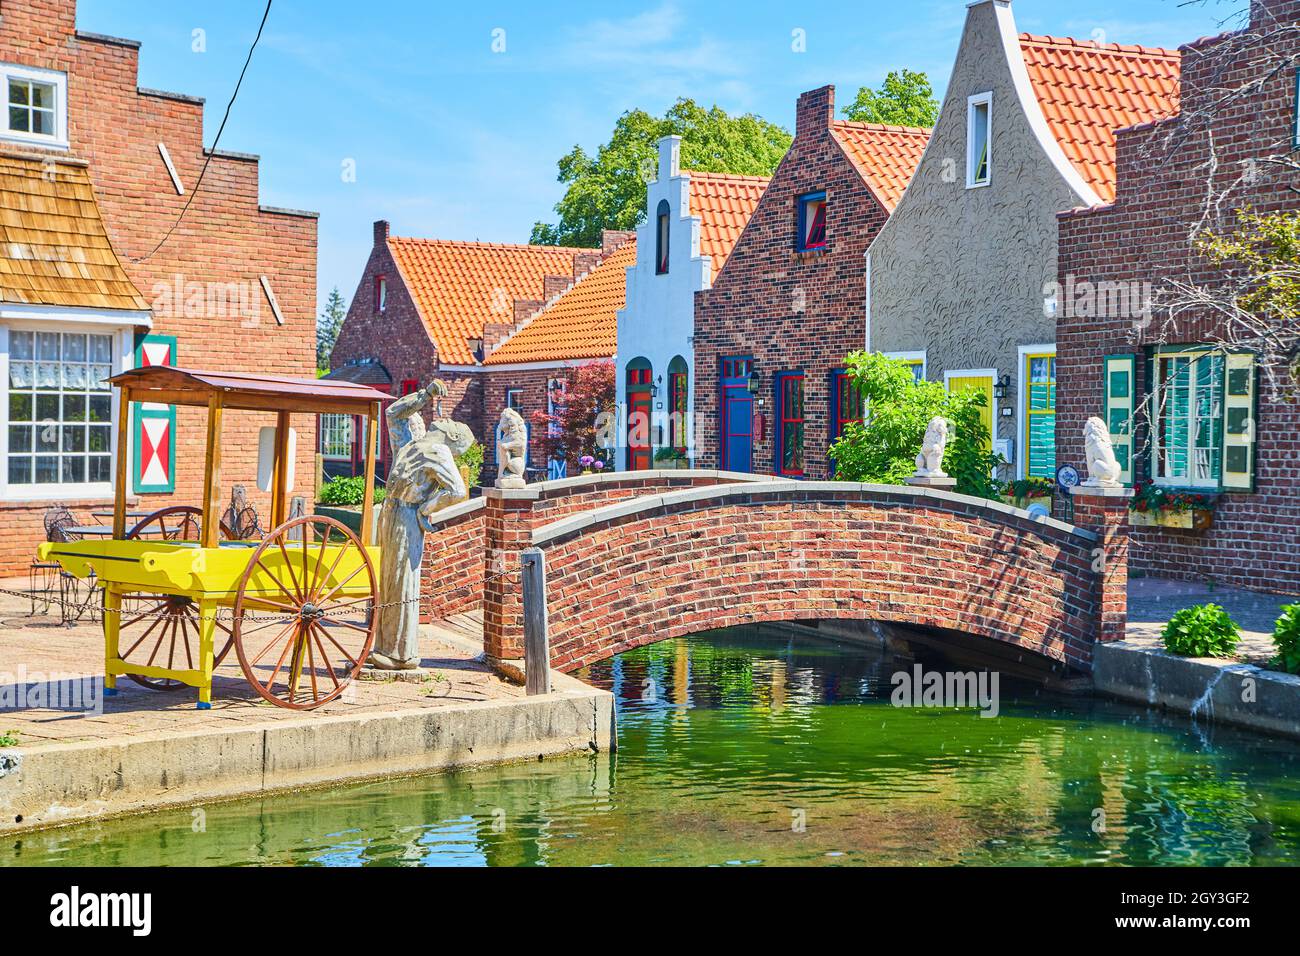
[842,69,939,127]
[829,351,1002,498]
[530,362,616,468]
[532,99,791,248]
[316,286,346,371]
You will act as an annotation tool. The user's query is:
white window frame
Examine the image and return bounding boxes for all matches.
[966,92,992,189]
[1015,344,1056,480]
[884,350,927,382]
[0,320,132,502]
[1151,347,1224,490]
[0,62,68,150]
[319,413,354,461]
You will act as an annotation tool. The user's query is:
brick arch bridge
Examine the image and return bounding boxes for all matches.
[436,473,1130,676]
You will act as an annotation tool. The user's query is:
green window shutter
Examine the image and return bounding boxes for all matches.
[1221,351,1257,491]
[1103,354,1137,485]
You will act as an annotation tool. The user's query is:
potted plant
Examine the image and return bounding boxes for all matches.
[654,446,689,470]
[1128,479,1215,532]
[1000,475,1054,510]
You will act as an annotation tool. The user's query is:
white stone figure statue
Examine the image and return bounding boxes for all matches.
[1082,416,1123,487]
[369,383,471,671]
[495,406,528,489]
[914,416,951,478]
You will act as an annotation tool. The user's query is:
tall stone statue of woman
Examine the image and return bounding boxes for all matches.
[368,382,472,671]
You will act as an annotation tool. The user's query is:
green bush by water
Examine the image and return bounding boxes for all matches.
[1162,604,1241,659]
[1272,604,1300,674]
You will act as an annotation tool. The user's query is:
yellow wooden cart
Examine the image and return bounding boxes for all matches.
[39,367,385,710]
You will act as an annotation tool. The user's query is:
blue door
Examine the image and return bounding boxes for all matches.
[721,357,753,473]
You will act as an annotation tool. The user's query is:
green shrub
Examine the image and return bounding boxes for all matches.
[317,475,384,506]
[1161,603,1241,658]
[1271,603,1300,675]
[0,731,18,748]
[456,442,484,488]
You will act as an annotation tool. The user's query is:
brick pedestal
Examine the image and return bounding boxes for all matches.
[482,487,540,675]
[1070,485,1133,644]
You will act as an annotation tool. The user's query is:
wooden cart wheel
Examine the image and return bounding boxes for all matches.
[230,515,377,710]
[116,506,236,692]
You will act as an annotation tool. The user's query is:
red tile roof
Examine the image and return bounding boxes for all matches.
[686,171,769,269]
[829,122,931,211]
[386,237,591,366]
[483,238,637,365]
[1019,33,1181,203]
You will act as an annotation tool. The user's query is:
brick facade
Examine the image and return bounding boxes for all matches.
[0,0,318,576]
[420,500,485,622]
[693,86,890,480]
[1056,0,1300,593]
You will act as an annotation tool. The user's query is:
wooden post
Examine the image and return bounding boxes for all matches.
[271,409,291,527]
[521,547,551,696]
[359,401,379,547]
[201,394,224,549]
[112,386,131,539]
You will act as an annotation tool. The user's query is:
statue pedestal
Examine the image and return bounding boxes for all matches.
[359,665,430,683]
[905,474,957,490]
[495,476,526,490]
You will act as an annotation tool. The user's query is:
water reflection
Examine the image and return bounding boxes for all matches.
[6,626,1300,866]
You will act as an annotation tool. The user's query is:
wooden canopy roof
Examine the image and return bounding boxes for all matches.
[108,366,389,415]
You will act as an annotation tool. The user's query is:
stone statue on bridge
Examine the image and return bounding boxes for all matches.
[370,382,471,671]
[1082,416,1122,487]
[496,407,528,489]
[913,416,951,479]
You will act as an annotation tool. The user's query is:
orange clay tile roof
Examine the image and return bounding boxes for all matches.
[1019,33,1181,203]
[386,237,592,366]
[0,153,149,311]
[686,171,769,269]
[829,122,931,212]
[483,238,636,365]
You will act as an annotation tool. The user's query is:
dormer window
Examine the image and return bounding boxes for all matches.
[655,200,670,274]
[1,63,66,148]
[375,275,387,313]
[967,92,991,188]
[797,191,827,252]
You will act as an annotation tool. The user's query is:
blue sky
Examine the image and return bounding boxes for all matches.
[80,0,1237,317]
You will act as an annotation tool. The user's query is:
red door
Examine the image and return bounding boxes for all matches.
[627,367,652,470]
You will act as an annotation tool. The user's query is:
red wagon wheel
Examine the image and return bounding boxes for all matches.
[116,506,237,692]
[230,515,377,711]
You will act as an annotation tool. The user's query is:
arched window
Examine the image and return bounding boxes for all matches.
[667,355,688,454]
[655,199,670,275]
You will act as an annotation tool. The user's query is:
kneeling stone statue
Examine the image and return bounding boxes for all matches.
[369,383,471,671]
[914,416,951,479]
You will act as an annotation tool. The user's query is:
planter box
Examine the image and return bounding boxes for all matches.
[314,504,378,538]
[1128,508,1213,532]
[1001,495,1053,511]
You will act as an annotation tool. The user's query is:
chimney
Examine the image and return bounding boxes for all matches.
[657,135,682,182]
[543,274,571,300]
[795,85,835,138]
[373,219,390,246]
[573,251,602,277]
[601,229,637,256]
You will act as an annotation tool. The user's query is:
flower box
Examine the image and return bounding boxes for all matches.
[1000,494,1052,511]
[1128,508,1213,532]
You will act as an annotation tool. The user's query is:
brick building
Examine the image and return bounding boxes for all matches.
[1056,0,1300,593]
[480,232,636,478]
[0,0,317,575]
[326,222,591,478]
[693,85,928,479]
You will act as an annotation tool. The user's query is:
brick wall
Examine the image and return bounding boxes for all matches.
[0,1,317,574]
[420,501,485,621]
[528,487,1105,673]
[1056,0,1300,593]
[694,86,888,479]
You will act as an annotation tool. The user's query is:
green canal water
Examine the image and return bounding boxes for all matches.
[6,627,1300,866]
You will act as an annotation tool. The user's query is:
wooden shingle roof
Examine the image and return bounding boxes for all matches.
[0,153,149,312]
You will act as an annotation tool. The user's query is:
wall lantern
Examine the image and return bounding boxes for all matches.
[747,367,761,395]
[993,374,1011,401]
[651,374,662,399]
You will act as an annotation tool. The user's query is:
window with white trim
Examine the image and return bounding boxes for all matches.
[6,329,114,490]
[967,92,991,188]
[1,63,67,148]
[1152,348,1224,488]
[319,413,353,460]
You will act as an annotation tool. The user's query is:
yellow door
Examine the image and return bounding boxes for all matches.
[946,373,994,451]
